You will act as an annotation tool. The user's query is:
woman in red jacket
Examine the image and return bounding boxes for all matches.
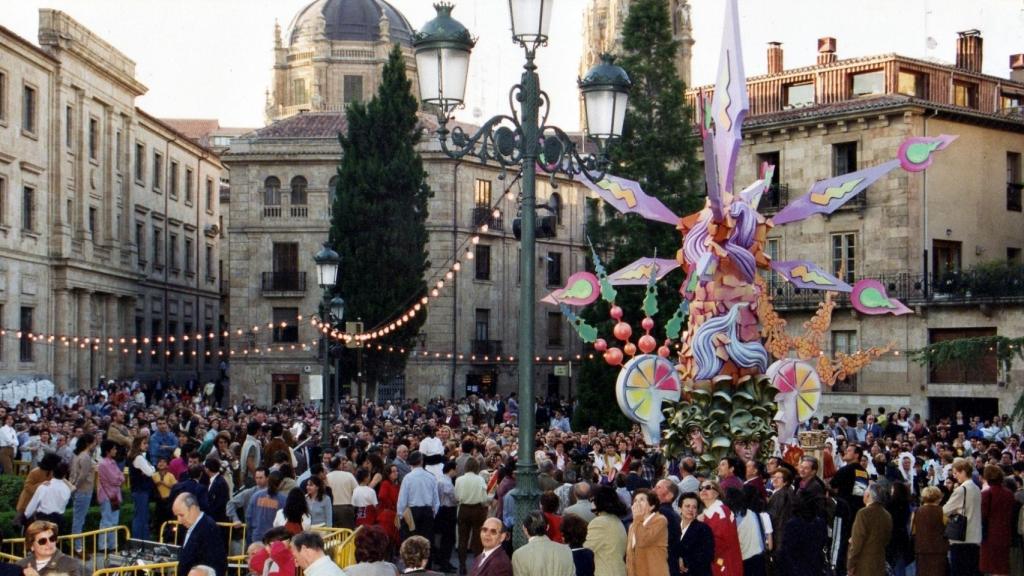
[980,464,1014,576]
[698,480,743,576]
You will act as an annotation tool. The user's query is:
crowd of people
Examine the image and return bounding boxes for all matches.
[0,379,1021,576]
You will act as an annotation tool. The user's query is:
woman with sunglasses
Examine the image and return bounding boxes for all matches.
[697,480,742,576]
[16,521,85,576]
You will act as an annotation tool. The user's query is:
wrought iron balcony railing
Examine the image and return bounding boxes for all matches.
[261,271,307,294]
[471,339,502,357]
[760,183,789,213]
[471,206,503,231]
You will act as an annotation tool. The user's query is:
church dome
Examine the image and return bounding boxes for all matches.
[288,0,415,47]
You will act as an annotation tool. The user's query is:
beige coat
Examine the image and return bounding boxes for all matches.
[626,513,668,576]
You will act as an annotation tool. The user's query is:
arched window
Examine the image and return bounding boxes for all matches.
[328,176,339,216]
[263,176,281,205]
[549,192,562,225]
[290,176,308,205]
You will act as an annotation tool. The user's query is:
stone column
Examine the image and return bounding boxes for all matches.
[105,295,119,380]
[52,289,73,389]
[75,290,91,388]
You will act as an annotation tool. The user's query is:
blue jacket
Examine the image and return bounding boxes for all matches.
[177,513,226,576]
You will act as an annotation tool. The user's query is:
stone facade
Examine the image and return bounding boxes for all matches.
[0,11,223,389]
[687,40,1024,418]
[224,113,593,405]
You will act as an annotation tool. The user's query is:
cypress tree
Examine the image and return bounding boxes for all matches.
[574,0,703,430]
[329,44,431,393]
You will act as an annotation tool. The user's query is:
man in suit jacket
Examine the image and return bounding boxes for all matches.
[173,492,226,576]
[511,511,574,576]
[655,479,682,576]
[847,483,892,576]
[204,458,230,522]
[471,518,512,576]
[170,465,210,512]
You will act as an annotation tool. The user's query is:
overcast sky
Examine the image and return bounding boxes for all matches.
[5,1,1024,130]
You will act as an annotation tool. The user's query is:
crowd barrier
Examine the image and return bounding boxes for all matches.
[1,525,131,573]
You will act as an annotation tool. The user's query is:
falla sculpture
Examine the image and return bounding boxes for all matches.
[544,0,955,467]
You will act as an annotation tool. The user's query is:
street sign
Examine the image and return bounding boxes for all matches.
[553,364,569,377]
[309,374,323,400]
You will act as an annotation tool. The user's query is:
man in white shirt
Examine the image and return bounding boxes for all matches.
[419,425,445,480]
[0,414,18,475]
[326,457,358,529]
[291,531,346,576]
[455,458,492,573]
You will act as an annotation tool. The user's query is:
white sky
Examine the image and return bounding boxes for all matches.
[5,1,1024,131]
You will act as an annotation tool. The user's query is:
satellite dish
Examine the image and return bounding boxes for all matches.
[926,37,938,50]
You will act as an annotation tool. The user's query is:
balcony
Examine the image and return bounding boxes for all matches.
[760,183,789,213]
[471,206,503,232]
[769,265,1024,311]
[263,206,282,218]
[290,205,309,218]
[471,339,502,357]
[261,271,307,296]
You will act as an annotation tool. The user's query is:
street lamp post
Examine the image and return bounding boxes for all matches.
[314,242,342,453]
[413,1,630,546]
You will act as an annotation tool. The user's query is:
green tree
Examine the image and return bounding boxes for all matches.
[329,44,431,393]
[574,0,703,430]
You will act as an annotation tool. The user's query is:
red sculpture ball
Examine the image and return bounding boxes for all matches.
[609,306,623,320]
[593,338,608,353]
[624,342,637,357]
[638,334,657,354]
[603,347,623,366]
[641,317,655,332]
[612,322,632,342]
[657,345,671,358]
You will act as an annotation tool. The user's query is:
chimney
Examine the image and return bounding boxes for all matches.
[767,42,783,75]
[956,29,983,73]
[817,37,837,65]
[1010,53,1024,83]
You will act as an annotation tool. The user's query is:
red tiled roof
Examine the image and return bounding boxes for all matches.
[251,112,348,139]
[161,118,221,140]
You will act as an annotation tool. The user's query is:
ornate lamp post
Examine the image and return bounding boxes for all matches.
[313,242,341,452]
[413,1,630,545]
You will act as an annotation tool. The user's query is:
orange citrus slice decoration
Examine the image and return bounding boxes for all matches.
[615,354,682,444]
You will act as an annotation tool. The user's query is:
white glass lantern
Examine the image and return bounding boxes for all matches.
[413,3,476,116]
[579,54,632,142]
[313,243,340,288]
[508,0,553,46]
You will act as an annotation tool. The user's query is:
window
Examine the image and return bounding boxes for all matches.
[0,176,5,225]
[953,80,978,108]
[547,312,563,347]
[152,152,163,190]
[88,207,96,235]
[135,143,145,181]
[136,222,145,265]
[757,151,782,209]
[784,82,814,107]
[0,72,6,122]
[115,130,122,171]
[22,85,36,133]
[21,186,34,231]
[290,176,307,205]
[169,161,179,198]
[831,233,856,284]
[328,176,339,216]
[585,198,600,227]
[134,316,144,366]
[19,307,33,362]
[547,252,562,286]
[185,168,194,203]
[168,321,178,363]
[89,117,99,160]
[206,245,214,278]
[929,328,997,383]
[154,227,163,267]
[183,322,193,360]
[170,233,179,272]
[830,331,858,391]
[763,237,780,292]
[475,245,491,280]
[549,193,563,225]
[897,71,927,98]
[151,319,163,361]
[832,142,857,176]
[1008,247,1022,264]
[292,79,307,104]
[344,75,363,104]
[206,178,214,211]
[65,106,73,148]
[204,323,213,365]
[1001,92,1023,111]
[1008,152,1022,212]
[264,176,281,205]
[850,70,884,96]
[932,240,962,282]
[474,179,492,207]
[474,309,490,342]
[272,308,299,342]
[185,237,194,274]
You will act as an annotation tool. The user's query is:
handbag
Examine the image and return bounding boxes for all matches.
[944,485,967,541]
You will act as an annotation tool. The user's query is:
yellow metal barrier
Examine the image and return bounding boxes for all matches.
[330,526,360,568]
[13,460,31,476]
[2,525,132,574]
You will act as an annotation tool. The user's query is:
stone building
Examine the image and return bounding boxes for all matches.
[0,11,223,389]
[687,33,1024,417]
[580,0,694,125]
[225,0,595,405]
